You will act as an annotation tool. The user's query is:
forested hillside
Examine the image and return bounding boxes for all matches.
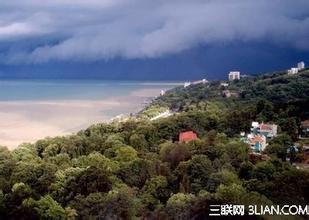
[0,70,308,219]
[144,70,309,138]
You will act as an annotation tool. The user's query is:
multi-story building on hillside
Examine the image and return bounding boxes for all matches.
[297,61,305,70]
[228,71,240,81]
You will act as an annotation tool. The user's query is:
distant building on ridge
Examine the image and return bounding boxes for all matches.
[297,61,305,70]
[228,71,240,81]
[287,61,305,75]
[220,82,229,87]
[287,68,298,75]
[222,90,239,98]
[184,82,191,88]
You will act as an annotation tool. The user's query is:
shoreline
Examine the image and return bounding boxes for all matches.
[0,87,169,150]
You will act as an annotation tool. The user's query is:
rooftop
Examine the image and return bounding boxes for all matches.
[179,131,198,142]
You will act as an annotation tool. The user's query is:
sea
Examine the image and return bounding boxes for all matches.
[0,79,181,148]
[0,79,180,101]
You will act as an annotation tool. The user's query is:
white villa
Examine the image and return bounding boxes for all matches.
[297,61,305,70]
[241,121,278,152]
[288,61,305,75]
[228,71,240,81]
[288,68,299,75]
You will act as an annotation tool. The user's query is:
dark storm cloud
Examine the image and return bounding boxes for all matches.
[0,0,308,63]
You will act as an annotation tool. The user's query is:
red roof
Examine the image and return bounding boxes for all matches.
[260,123,273,131]
[250,135,264,145]
[179,131,198,142]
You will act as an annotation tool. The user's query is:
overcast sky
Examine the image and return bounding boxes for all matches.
[0,0,308,79]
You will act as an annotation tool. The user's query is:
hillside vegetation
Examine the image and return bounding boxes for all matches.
[0,70,308,219]
[144,70,309,138]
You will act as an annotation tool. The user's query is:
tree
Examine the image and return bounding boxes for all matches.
[256,99,276,122]
[226,108,254,135]
[187,155,214,193]
[270,169,309,205]
[166,193,196,220]
[129,133,149,151]
[46,153,71,170]
[100,187,135,219]
[241,191,273,207]
[224,141,249,169]
[203,143,225,161]
[117,159,152,188]
[70,187,135,219]
[50,167,85,204]
[12,143,40,162]
[60,136,86,158]
[42,143,61,158]
[205,130,217,146]
[23,195,66,219]
[216,183,247,204]
[10,160,56,195]
[0,146,16,192]
[65,207,78,220]
[239,162,254,180]
[115,146,138,163]
[252,161,276,181]
[206,170,241,192]
[5,183,36,219]
[265,134,293,161]
[74,166,113,196]
[72,152,119,173]
[0,190,6,218]
[160,142,191,168]
[104,134,125,149]
[141,176,171,211]
[278,117,298,141]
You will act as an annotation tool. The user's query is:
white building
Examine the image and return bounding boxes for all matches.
[184,82,191,88]
[251,122,259,128]
[228,71,240,81]
[287,68,298,75]
[192,79,208,85]
[248,134,267,152]
[160,90,165,96]
[259,122,278,138]
[220,82,229,87]
[297,61,305,70]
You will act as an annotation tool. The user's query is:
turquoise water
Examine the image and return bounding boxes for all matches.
[0,80,180,101]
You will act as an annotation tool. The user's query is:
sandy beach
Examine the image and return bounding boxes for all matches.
[0,88,160,149]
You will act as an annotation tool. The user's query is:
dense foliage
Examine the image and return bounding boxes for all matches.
[0,70,308,219]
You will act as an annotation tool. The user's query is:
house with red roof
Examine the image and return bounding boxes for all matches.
[241,121,277,153]
[259,122,278,138]
[249,134,267,152]
[241,133,267,153]
[179,131,198,142]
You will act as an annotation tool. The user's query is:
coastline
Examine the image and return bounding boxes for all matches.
[0,87,168,150]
